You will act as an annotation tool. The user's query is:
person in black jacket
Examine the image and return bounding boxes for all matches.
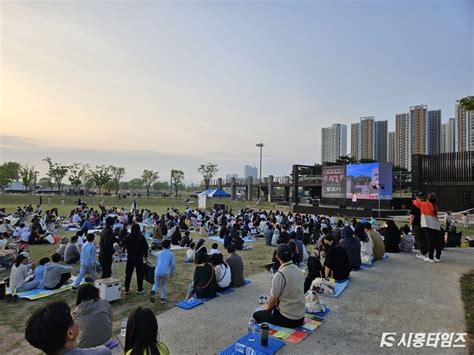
[381,220,401,253]
[99,217,117,278]
[323,234,351,281]
[123,223,149,294]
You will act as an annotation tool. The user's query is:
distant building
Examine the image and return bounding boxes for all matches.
[350,123,361,160]
[410,105,428,156]
[395,112,411,170]
[441,118,456,153]
[321,123,347,163]
[426,110,441,155]
[225,173,239,182]
[244,165,258,180]
[456,103,474,152]
[388,131,396,163]
[374,120,388,162]
[350,116,387,162]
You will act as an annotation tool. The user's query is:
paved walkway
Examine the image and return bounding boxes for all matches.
[157,249,474,354]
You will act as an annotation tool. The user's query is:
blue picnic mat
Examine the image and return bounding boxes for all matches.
[219,333,285,355]
[198,294,219,301]
[305,306,331,318]
[333,279,350,298]
[208,236,255,243]
[245,279,252,285]
[218,288,235,294]
[176,298,204,310]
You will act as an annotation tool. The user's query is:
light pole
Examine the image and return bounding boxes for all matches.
[256,143,264,200]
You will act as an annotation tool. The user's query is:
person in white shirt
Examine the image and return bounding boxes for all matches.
[0,233,7,250]
[184,242,196,262]
[209,243,220,256]
[72,212,81,225]
[210,253,231,292]
[10,254,39,292]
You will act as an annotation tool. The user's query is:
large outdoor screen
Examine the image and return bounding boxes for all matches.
[322,162,393,200]
[322,165,346,198]
[345,162,393,200]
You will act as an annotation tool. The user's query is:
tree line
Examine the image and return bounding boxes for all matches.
[0,159,220,198]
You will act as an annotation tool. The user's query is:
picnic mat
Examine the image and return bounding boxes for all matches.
[176,298,204,310]
[219,333,285,355]
[254,313,326,345]
[7,278,79,301]
[305,306,331,318]
[208,236,255,244]
[218,288,235,294]
[362,254,389,268]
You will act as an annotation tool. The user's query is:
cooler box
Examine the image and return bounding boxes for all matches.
[95,277,121,302]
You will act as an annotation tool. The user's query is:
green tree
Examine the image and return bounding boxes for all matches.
[19,165,36,194]
[119,181,130,191]
[68,163,88,189]
[38,176,54,194]
[152,181,169,192]
[128,178,144,193]
[197,163,218,188]
[359,158,377,164]
[0,161,21,194]
[110,166,126,197]
[458,96,474,111]
[141,170,159,198]
[83,175,95,196]
[89,165,111,195]
[335,155,357,165]
[43,157,70,195]
[170,169,185,198]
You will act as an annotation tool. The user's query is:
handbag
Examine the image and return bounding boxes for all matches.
[144,261,155,284]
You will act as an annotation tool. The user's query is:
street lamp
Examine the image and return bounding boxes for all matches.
[373,184,385,218]
[256,143,264,200]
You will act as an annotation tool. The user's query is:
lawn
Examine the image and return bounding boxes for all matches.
[460,270,474,353]
[0,194,285,353]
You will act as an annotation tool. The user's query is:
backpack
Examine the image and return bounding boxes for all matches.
[0,256,13,268]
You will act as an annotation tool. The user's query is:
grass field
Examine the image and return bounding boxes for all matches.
[461,270,474,352]
[0,194,287,353]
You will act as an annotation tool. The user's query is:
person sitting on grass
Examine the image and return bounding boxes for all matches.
[188,251,217,299]
[209,243,220,256]
[72,233,98,291]
[10,254,39,292]
[226,244,245,288]
[25,300,112,355]
[33,257,50,289]
[322,234,351,281]
[180,231,193,248]
[354,222,373,265]
[304,252,324,293]
[184,242,196,262]
[253,244,305,328]
[124,307,169,355]
[339,226,361,270]
[65,236,81,264]
[210,253,231,292]
[399,225,415,252]
[44,253,72,290]
[74,283,113,348]
[150,239,175,304]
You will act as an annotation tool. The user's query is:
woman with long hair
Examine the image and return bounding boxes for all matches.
[354,222,374,265]
[123,223,149,295]
[381,220,401,253]
[124,307,169,355]
[413,193,442,262]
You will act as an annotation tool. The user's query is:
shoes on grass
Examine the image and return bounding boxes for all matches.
[160,298,167,304]
[136,290,145,295]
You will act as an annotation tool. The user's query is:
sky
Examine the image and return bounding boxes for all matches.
[1,0,473,184]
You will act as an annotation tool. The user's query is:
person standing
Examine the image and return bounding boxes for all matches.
[150,239,175,304]
[413,193,442,262]
[253,244,305,328]
[123,223,148,294]
[410,192,428,259]
[352,192,357,210]
[72,233,98,291]
[99,217,116,279]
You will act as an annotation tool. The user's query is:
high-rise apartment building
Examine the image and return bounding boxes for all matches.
[395,113,411,170]
[374,120,388,162]
[456,103,474,152]
[350,123,361,160]
[321,124,347,163]
[360,116,375,160]
[410,105,428,156]
[426,110,441,155]
[244,165,258,180]
[388,131,396,163]
[441,118,456,154]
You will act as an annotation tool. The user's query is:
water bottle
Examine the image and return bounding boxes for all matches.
[247,318,257,342]
[234,343,256,354]
[120,319,127,337]
[260,323,269,346]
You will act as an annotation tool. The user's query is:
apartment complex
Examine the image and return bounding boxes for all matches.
[321,124,347,163]
[388,131,396,163]
[456,103,474,152]
[441,117,456,153]
[243,165,258,180]
[350,117,387,162]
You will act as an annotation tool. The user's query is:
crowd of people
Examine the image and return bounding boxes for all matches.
[0,190,470,353]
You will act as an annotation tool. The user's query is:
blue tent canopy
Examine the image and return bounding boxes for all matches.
[199,188,231,198]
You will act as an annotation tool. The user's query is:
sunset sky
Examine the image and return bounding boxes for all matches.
[1,0,472,183]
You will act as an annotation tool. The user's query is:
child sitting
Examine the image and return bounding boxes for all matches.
[209,243,220,256]
[180,231,193,248]
[57,237,68,260]
[399,225,414,252]
[184,242,196,262]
